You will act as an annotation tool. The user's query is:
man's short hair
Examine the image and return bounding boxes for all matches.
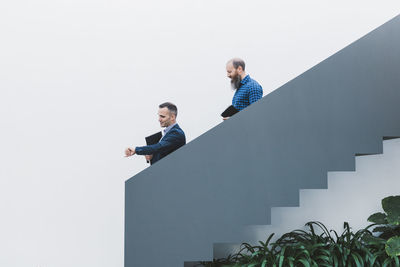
[159,102,178,117]
[229,58,246,71]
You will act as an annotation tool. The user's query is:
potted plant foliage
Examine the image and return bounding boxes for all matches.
[199,195,400,267]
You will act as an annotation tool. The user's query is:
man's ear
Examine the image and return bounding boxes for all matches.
[237,66,243,73]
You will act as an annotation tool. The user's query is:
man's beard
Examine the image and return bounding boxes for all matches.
[230,75,242,90]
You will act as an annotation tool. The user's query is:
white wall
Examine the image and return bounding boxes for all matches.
[1,1,400,266]
[246,138,400,243]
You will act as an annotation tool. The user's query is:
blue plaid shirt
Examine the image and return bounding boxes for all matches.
[232,75,263,111]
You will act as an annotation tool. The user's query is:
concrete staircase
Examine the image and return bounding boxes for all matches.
[213,138,400,261]
[125,15,400,267]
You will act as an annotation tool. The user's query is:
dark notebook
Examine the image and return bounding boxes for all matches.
[145,131,162,145]
[221,105,239,118]
[145,131,162,164]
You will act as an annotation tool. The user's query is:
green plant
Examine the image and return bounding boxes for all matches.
[199,195,400,267]
[268,221,388,267]
[202,222,392,267]
[368,195,400,257]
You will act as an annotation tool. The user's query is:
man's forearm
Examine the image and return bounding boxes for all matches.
[135,144,160,155]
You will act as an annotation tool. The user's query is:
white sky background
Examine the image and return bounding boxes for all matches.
[1,1,400,266]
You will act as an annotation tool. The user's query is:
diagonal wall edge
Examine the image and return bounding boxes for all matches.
[125,15,400,267]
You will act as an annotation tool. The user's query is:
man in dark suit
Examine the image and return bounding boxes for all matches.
[124,102,186,165]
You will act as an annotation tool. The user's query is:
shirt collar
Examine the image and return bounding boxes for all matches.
[163,123,177,136]
[240,74,250,85]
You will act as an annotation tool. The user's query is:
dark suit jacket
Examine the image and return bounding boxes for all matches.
[135,124,186,165]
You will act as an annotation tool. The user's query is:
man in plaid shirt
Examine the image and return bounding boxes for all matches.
[224,58,263,119]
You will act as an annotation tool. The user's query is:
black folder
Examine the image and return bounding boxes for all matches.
[145,131,162,146]
[221,105,239,118]
[145,131,162,164]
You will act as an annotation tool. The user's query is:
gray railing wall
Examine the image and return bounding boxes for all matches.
[125,15,400,267]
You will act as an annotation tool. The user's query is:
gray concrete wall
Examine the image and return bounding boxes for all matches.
[125,15,400,266]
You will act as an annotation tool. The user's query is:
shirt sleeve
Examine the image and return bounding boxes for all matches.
[248,84,263,105]
[135,131,184,155]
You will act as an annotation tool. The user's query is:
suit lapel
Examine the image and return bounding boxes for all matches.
[160,124,178,141]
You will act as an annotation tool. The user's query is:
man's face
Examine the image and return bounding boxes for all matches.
[226,62,239,80]
[226,62,242,90]
[158,107,174,127]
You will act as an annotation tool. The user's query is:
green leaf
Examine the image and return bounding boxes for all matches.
[298,259,310,267]
[287,258,294,267]
[368,254,378,266]
[315,255,330,263]
[261,259,267,267]
[373,226,393,233]
[382,257,392,267]
[350,254,358,266]
[278,246,286,267]
[388,214,400,226]
[278,255,284,267]
[382,196,400,225]
[385,236,400,257]
[368,212,388,224]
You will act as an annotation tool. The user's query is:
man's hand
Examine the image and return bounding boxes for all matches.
[124,147,136,157]
[222,117,230,121]
[145,155,153,161]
